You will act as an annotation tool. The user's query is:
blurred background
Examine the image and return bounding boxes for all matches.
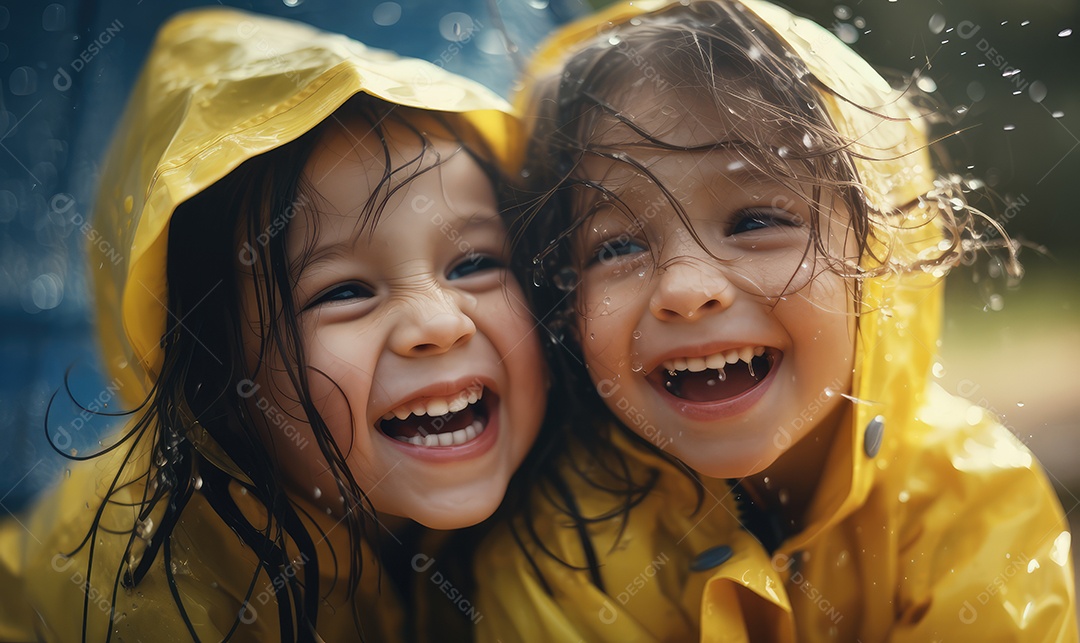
[0,0,1077,574]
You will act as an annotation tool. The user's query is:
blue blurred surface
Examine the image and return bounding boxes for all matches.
[0,0,584,514]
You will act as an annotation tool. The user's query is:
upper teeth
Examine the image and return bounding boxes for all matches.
[662,346,766,373]
[382,385,483,421]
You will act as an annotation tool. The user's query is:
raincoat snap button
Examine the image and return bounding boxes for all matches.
[690,545,734,572]
[864,415,885,458]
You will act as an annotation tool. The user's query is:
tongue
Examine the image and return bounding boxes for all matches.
[382,406,477,440]
[661,357,769,402]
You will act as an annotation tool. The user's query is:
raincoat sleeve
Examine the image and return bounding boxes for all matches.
[889,385,1077,642]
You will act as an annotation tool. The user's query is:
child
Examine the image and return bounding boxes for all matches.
[0,8,546,641]
[476,0,1077,640]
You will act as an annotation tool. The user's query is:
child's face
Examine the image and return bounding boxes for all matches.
[241,116,546,529]
[572,93,856,479]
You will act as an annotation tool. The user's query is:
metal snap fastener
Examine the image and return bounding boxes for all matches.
[864,415,885,458]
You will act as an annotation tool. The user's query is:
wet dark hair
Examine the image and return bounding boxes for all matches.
[509,0,1018,589]
[50,94,511,642]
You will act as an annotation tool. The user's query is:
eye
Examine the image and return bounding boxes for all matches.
[731,208,801,234]
[591,237,647,265]
[448,255,504,279]
[308,283,374,308]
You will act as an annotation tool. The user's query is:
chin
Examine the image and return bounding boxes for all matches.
[408,493,504,531]
[675,444,782,480]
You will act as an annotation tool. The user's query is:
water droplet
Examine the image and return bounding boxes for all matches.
[928,14,946,35]
[372,2,402,26]
[898,490,911,503]
[632,330,642,339]
[313,486,322,499]
[282,0,303,6]
[853,16,866,29]
[64,468,71,478]
[916,75,938,93]
[1003,124,1016,131]
[1029,81,1047,103]
[439,12,475,42]
[967,82,986,102]
[42,4,66,31]
[1058,28,1073,38]
[716,367,727,382]
[10,66,38,96]
[1052,110,1065,118]
[833,22,859,44]
[1002,68,1022,78]
[932,362,946,378]
[631,362,644,372]
[135,517,154,540]
[602,296,611,305]
[193,475,203,490]
[834,5,852,20]
[527,0,549,9]
[778,490,790,504]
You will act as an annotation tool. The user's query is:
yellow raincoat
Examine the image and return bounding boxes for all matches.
[0,8,516,641]
[475,1,1078,640]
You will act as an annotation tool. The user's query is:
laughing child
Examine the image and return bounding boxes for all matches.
[0,9,546,641]
[476,0,1077,640]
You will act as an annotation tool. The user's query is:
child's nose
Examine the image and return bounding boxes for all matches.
[648,258,737,322]
[389,288,477,357]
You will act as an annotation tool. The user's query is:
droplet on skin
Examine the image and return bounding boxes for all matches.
[632,330,642,339]
[1016,401,1025,408]
[898,490,910,503]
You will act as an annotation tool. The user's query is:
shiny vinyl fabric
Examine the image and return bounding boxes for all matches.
[474,1,1078,640]
[0,8,516,641]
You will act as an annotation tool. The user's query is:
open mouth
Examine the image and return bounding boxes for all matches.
[647,347,779,403]
[377,385,492,447]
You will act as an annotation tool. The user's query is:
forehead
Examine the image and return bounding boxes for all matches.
[585,83,794,150]
[290,114,497,253]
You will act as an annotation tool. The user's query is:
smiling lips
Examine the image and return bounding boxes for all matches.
[378,384,490,447]
[649,346,777,404]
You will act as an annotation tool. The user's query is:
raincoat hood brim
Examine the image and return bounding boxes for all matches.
[90,7,518,409]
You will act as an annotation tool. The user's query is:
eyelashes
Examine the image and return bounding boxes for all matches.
[584,206,805,265]
[303,254,506,310]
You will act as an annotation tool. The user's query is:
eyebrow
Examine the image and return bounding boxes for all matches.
[298,209,505,274]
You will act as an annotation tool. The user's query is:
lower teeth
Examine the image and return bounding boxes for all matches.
[396,420,485,447]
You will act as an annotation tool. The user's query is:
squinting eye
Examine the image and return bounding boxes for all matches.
[592,237,647,264]
[731,208,801,234]
[448,255,504,280]
[310,283,374,308]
